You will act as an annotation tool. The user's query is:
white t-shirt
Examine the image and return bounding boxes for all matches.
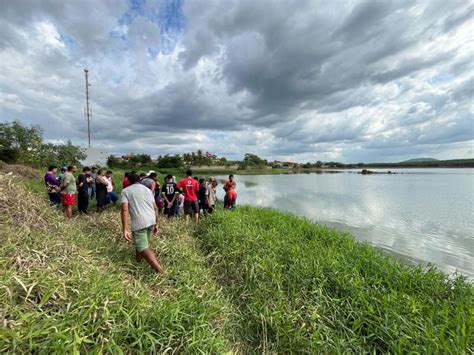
[121,183,156,231]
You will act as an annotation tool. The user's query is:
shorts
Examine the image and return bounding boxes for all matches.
[132,226,153,252]
[184,200,199,215]
[61,193,76,206]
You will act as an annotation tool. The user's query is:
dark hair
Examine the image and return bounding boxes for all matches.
[67,165,75,172]
[229,174,234,178]
[106,170,113,174]
[199,178,205,184]
[60,167,67,172]
[165,174,173,179]
[186,169,193,176]
[91,166,97,171]
[48,165,58,172]
[83,166,91,172]
[194,176,199,181]
[131,171,137,174]
[128,173,140,184]
[124,171,130,177]
[97,169,105,175]
[139,173,146,178]
[149,172,157,179]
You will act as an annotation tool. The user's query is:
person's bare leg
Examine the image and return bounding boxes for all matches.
[140,248,164,273]
[185,214,190,223]
[193,212,199,225]
[65,205,73,219]
[135,250,143,262]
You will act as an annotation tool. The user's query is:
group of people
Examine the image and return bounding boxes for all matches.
[44,166,237,274]
[45,165,118,218]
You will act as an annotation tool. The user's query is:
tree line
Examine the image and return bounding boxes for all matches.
[0,121,85,167]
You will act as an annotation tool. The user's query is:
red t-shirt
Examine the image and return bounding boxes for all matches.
[226,189,237,200]
[224,180,236,191]
[177,177,199,201]
[122,177,130,189]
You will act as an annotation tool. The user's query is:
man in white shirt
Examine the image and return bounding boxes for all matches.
[121,173,164,274]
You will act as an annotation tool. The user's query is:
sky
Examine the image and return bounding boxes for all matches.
[0,0,473,163]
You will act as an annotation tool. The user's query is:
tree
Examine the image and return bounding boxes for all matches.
[157,154,184,168]
[0,120,43,165]
[37,140,85,167]
[242,153,268,168]
[0,121,85,167]
[130,154,151,165]
[107,155,120,167]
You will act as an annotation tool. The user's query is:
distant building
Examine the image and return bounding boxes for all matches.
[80,148,109,167]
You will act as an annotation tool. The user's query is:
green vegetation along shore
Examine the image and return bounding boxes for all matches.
[0,165,472,353]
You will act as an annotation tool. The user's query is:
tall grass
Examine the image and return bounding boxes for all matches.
[196,206,473,353]
[0,173,239,352]
[1,165,472,353]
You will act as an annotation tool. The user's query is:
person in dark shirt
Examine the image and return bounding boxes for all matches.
[77,166,92,214]
[198,178,209,214]
[161,174,180,218]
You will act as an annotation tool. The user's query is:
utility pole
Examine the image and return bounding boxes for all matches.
[84,68,91,148]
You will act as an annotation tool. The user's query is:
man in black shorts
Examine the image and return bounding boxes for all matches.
[162,174,180,218]
[176,170,200,225]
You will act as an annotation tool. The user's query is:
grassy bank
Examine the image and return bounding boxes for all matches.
[0,165,472,353]
[0,171,241,352]
[196,207,473,353]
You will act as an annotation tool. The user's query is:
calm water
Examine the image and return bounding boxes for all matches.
[216,169,474,279]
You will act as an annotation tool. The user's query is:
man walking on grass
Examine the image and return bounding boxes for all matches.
[121,173,164,274]
[60,165,77,219]
[177,169,200,225]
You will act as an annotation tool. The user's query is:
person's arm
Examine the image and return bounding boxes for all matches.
[121,202,132,242]
[61,175,69,191]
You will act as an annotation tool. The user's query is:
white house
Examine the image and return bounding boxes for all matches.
[80,148,109,167]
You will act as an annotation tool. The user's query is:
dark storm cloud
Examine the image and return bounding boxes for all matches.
[0,0,472,162]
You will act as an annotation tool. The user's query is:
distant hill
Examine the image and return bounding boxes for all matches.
[401,158,439,163]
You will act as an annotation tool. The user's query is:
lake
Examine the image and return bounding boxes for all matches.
[216,169,474,279]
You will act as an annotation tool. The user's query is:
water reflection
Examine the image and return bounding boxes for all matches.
[216,169,474,279]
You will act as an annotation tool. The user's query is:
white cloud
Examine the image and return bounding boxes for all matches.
[0,0,473,162]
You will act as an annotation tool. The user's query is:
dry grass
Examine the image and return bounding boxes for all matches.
[0,173,239,353]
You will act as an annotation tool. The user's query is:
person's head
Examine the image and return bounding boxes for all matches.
[91,167,97,173]
[139,173,146,180]
[60,166,67,173]
[48,165,58,173]
[194,176,199,181]
[106,170,113,177]
[165,174,173,183]
[124,171,130,178]
[149,172,157,181]
[186,169,193,177]
[67,165,77,173]
[128,173,140,184]
[199,178,205,184]
[131,170,137,175]
[97,169,105,176]
[229,174,234,181]
[83,166,91,173]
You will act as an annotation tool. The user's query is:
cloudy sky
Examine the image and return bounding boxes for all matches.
[1,0,473,163]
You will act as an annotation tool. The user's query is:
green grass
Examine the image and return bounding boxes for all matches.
[0,173,240,352]
[195,206,473,353]
[1,166,472,353]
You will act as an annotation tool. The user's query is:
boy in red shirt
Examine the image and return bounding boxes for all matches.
[223,174,236,208]
[176,170,200,225]
[225,187,237,209]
